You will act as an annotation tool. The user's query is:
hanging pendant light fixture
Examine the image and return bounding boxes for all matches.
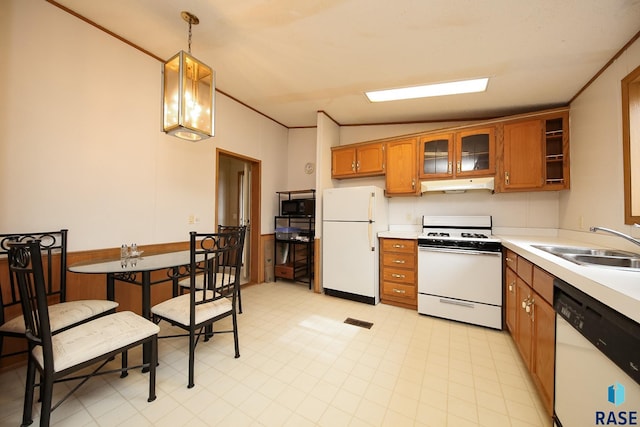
[162,11,215,141]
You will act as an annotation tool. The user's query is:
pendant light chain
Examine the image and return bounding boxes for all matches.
[181,11,198,54]
[187,20,192,54]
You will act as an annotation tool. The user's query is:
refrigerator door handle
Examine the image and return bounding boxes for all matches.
[368,222,374,251]
[368,192,374,222]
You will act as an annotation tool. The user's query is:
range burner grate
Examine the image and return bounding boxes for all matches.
[461,233,489,239]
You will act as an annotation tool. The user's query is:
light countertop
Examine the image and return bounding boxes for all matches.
[498,234,640,324]
[377,230,419,239]
[377,229,640,323]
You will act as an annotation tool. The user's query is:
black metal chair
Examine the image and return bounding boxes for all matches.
[176,225,246,313]
[152,230,244,388]
[0,230,119,361]
[8,240,159,427]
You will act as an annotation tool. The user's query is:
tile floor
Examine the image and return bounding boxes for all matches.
[0,281,552,426]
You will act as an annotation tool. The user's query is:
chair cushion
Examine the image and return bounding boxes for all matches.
[177,272,236,289]
[151,291,232,326]
[31,311,159,373]
[0,300,119,335]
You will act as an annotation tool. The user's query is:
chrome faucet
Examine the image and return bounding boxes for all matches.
[589,224,640,248]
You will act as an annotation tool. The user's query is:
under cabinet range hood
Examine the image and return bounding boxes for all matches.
[420,177,495,194]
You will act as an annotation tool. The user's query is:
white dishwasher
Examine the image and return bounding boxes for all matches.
[554,278,640,427]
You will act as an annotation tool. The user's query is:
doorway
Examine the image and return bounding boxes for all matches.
[216,149,261,285]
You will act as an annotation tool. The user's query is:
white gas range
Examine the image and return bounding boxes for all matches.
[417,215,503,329]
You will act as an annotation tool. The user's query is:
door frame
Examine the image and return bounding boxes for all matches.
[216,148,261,285]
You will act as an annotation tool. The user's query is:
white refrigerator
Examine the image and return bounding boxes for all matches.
[322,186,388,304]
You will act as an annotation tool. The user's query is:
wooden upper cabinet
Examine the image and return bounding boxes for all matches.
[331,142,384,179]
[455,126,496,177]
[497,111,570,192]
[356,142,385,175]
[385,137,419,196]
[419,133,454,179]
[331,107,569,195]
[543,113,570,190]
[331,146,357,177]
[419,127,495,179]
[501,120,544,190]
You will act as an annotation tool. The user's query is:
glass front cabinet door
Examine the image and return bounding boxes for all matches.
[420,127,495,179]
[455,127,495,177]
[419,133,454,179]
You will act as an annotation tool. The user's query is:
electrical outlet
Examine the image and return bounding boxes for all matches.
[188,214,195,224]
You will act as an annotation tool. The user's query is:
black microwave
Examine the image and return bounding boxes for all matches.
[282,199,315,216]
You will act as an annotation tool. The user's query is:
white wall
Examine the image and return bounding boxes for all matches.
[560,38,640,239]
[286,128,317,191]
[0,0,289,250]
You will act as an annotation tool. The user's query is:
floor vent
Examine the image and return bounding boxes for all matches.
[344,318,373,329]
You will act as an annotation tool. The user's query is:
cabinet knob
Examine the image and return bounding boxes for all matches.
[393,259,406,264]
[356,160,360,170]
[391,273,406,279]
[447,162,452,174]
[351,161,355,171]
[392,244,405,248]
[505,171,510,186]
[392,288,406,294]
[457,161,461,173]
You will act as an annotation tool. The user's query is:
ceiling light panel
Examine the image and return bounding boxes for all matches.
[365,78,489,102]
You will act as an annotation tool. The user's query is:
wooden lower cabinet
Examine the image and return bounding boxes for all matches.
[380,238,417,309]
[532,291,555,414]
[515,277,534,370]
[504,249,555,417]
[505,266,517,333]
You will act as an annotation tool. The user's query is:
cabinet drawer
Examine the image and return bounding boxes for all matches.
[382,267,415,284]
[382,281,416,299]
[381,238,415,253]
[517,256,533,285]
[505,250,518,271]
[382,252,415,268]
[274,265,294,279]
[533,266,554,304]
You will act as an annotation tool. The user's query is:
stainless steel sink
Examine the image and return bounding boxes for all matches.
[532,245,639,257]
[532,245,640,271]
[563,254,640,269]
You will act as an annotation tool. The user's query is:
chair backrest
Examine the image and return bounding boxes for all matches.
[7,240,54,372]
[217,225,247,268]
[0,230,68,326]
[188,229,246,315]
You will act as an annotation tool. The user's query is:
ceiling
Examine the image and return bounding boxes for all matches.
[51,0,640,128]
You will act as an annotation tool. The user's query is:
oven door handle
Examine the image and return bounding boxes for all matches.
[418,246,501,256]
